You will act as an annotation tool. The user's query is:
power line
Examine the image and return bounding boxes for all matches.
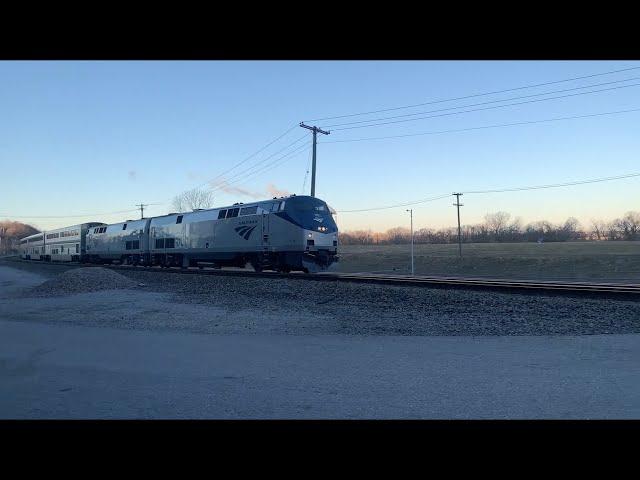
[329,82,640,131]
[463,172,640,194]
[305,65,640,122]
[208,142,312,194]
[204,134,308,189]
[337,173,640,213]
[0,208,141,219]
[194,124,299,190]
[319,107,640,144]
[322,76,640,129]
[338,194,451,212]
[209,141,310,192]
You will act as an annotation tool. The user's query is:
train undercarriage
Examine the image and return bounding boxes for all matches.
[83,249,338,273]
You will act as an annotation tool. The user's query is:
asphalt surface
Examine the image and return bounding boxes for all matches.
[2,262,639,418]
[1,319,639,419]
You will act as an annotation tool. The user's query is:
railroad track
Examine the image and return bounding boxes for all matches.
[5,257,640,298]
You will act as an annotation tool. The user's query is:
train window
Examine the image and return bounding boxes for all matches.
[165,238,175,249]
[133,240,140,249]
[270,202,280,212]
[176,215,183,224]
[122,224,127,231]
[240,206,257,216]
[227,208,240,218]
[280,201,286,211]
[218,210,227,219]
[76,244,79,253]
[155,238,165,249]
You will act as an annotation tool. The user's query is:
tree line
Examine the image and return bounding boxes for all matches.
[338,211,640,245]
[0,221,40,255]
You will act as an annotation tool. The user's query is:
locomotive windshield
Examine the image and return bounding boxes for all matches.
[282,196,338,233]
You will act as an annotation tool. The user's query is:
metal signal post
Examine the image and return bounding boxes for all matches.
[300,123,330,197]
[406,209,414,275]
[453,193,463,257]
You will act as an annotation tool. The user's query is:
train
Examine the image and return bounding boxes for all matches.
[19,195,339,273]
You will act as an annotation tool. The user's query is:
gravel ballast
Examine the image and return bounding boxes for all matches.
[31,267,138,296]
[2,262,639,336]
[114,269,640,336]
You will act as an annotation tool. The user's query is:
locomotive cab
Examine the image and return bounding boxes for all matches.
[278,195,339,272]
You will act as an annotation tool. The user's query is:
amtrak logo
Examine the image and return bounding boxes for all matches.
[234,225,257,240]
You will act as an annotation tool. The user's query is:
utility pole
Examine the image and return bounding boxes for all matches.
[406,209,414,275]
[300,123,330,197]
[136,204,149,219]
[453,193,463,257]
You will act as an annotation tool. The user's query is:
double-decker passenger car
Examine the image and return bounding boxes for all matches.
[42,223,105,262]
[20,233,45,260]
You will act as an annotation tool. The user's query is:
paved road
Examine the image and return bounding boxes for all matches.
[1,320,638,418]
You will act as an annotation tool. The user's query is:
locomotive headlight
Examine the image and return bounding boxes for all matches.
[308,233,313,237]
[318,226,327,232]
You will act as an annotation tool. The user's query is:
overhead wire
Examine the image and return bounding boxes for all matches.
[328,82,640,131]
[202,134,308,190]
[208,141,312,194]
[321,76,640,129]
[319,107,640,144]
[305,65,640,122]
[338,194,451,212]
[337,173,640,213]
[193,123,299,190]
[463,172,640,194]
[0,208,141,219]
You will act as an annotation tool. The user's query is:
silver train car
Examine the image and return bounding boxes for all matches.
[20,233,45,260]
[85,218,151,265]
[19,223,105,262]
[86,195,339,272]
[43,223,106,262]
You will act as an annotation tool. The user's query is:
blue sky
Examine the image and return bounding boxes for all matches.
[1,60,639,232]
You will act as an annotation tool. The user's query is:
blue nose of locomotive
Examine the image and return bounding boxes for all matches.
[280,195,338,233]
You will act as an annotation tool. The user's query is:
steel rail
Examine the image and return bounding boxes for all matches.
[7,258,640,298]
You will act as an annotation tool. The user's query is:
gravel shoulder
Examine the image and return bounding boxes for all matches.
[1,263,639,336]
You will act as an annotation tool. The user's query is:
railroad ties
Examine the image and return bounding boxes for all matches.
[11,258,640,298]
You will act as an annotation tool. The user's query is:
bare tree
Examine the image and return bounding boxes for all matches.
[559,217,581,241]
[484,211,511,240]
[171,188,215,213]
[591,219,608,240]
[614,211,640,240]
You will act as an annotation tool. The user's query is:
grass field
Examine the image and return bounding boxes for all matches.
[336,242,640,282]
